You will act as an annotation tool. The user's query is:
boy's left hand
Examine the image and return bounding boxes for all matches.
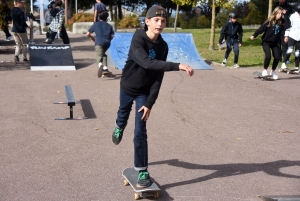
[138,106,151,121]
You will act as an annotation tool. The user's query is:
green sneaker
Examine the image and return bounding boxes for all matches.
[136,171,151,188]
[112,127,124,145]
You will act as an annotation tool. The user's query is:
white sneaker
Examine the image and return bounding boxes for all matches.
[98,63,104,78]
[221,58,227,66]
[262,69,268,76]
[295,67,299,70]
[281,63,287,69]
[233,63,240,68]
[270,70,278,80]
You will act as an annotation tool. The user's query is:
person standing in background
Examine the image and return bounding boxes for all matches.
[273,0,293,63]
[0,0,13,41]
[94,0,106,23]
[43,4,52,43]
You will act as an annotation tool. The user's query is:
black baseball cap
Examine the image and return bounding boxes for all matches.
[145,6,167,19]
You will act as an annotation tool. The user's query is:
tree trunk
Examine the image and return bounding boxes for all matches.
[268,0,272,17]
[174,4,179,33]
[68,0,72,20]
[209,1,216,50]
[117,0,122,20]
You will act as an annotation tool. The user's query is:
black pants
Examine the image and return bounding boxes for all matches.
[3,26,11,38]
[262,42,281,70]
[225,40,239,64]
[45,23,50,38]
[47,24,69,44]
[284,37,300,68]
[280,31,288,61]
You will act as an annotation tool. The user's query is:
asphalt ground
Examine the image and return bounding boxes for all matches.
[0,33,300,201]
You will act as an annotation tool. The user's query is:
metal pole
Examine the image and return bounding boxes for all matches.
[65,0,68,24]
[75,0,77,14]
[39,0,44,34]
[30,0,33,13]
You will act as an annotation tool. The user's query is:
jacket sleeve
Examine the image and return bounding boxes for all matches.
[144,71,164,109]
[144,43,169,109]
[219,23,228,44]
[238,23,243,44]
[252,22,267,38]
[58,10,64,28]
[128,33,180,72]
[284,16,292,37]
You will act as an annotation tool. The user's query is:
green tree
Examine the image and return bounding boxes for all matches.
[242,2,264,25]
[198,0,236,50]
[171,0,198,32]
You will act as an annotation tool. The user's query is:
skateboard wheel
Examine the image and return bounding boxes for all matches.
[279,69,281,72]
[134,193,140,200]
[154,192,159,199]
[101,75,105,78]
[287,72,289,74]
[124,180,129,186]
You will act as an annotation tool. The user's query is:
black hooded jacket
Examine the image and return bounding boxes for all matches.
[120,29,180,109]
[252,19,286,45]
[219,21,243,44]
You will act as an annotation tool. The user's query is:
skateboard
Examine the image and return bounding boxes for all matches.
[253,71,275,81]
[278,67,300,74]
[122,168,160,200]
[101,71,114,78]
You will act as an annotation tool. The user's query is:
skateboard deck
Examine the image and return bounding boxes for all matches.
[101,71,114,78]
[278,68,299,74]
[253,71,275,81]
[122,168,159,200]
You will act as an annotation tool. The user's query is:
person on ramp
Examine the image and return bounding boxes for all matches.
[281,3,300,71]
[86,11,114,77]
[218,11,243,68]
[250,7,285,80]
[111,6,194,188]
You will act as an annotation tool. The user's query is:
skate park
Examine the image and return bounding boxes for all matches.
[0,32,300,201]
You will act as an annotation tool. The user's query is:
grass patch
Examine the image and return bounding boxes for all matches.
[164,28,296,68]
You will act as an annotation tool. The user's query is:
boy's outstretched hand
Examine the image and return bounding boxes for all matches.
[179,64,194,76]
[138,106,151,121]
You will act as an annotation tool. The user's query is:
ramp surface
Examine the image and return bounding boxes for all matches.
[29,44,76,71]
[108,32,213,70]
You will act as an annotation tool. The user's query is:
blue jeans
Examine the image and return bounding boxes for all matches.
[116,89,148,171]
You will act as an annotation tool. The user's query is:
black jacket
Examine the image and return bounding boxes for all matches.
[11,7,27,33]
[273,2,293,19]
[121,29,180,109]
[219,21,243,44]
[252,20,285,45]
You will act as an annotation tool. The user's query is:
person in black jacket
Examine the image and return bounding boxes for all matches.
[218,11,243,68]
[250,7,285,80]
[11,0,30,62]
[112,6,194,189]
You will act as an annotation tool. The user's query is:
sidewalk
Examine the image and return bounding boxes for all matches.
[0,32,300,201]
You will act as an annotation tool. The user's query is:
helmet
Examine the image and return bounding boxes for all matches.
[296,3,300,13]
[229,11,238,19]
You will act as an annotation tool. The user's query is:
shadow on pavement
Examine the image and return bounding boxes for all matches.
[149,159,300,194]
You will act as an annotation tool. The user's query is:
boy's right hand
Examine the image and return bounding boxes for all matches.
[179,64,194,76]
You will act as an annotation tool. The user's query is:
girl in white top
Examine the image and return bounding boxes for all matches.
[281,3,300,70]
